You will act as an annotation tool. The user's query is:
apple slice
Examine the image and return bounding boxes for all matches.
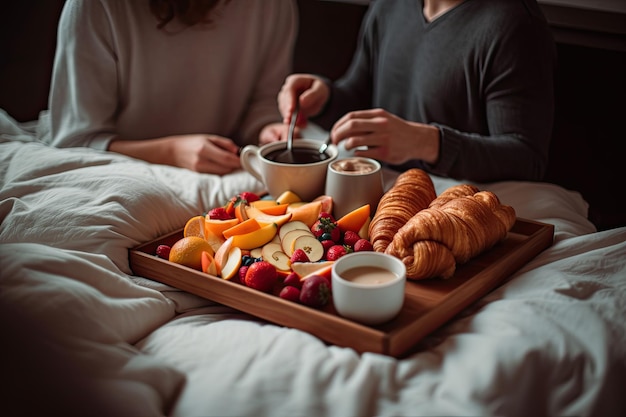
[205,229,226,254]
[261,242,283,260]
[299,263,334,283]
[278,220,310,241]
[201,251,218,276]
[281,229,314,256]
[214,236,234,276]
[220,246,242,280]
[291,234,325,262]
[358,215,371,240]
[276,190,302,205]
[264,250,291,273]
[250,247,263,259]
[291,261,334,280]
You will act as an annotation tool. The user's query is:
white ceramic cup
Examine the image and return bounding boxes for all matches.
[324,157,384,219]
[332,252,406,325]
[240,139,338,202]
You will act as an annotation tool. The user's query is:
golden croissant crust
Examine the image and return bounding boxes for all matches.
[368,169,437,253]
[385,188,516,280]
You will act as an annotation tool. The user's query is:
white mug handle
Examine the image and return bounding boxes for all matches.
[239,145,264,182]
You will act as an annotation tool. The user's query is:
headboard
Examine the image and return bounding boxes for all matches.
[1,0,624,231]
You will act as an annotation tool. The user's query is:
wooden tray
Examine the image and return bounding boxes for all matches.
[129,218,554,357]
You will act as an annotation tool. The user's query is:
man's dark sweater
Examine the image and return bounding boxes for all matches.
[315,0,556,182]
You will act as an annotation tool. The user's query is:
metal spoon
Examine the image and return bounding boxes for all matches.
[276,100,299,163]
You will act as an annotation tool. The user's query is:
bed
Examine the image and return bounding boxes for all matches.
[1,113,625,416]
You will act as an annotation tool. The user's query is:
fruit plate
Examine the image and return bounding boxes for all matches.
[129,218,554,358]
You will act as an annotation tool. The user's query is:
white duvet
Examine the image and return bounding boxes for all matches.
[1,129,625,416]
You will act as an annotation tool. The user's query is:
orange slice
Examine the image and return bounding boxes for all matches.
[184,215,206,239]
[205,217,239,239]
[336,204,370,233]
[222,217,261,239]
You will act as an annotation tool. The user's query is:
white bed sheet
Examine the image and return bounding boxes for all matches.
[1,132,625,416]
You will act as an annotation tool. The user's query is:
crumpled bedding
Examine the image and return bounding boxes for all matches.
[1,130,625,416]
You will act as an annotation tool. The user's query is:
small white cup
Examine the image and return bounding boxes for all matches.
[325,157,384,219]
[332,252,406,325]
[240,139,338,202]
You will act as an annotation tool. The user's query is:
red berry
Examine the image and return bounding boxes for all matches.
[207,207,232,220]
[239,192,260,203]
[300,275,331,308]
[244,261,277,292]
[354,239,374,252]
[342,230,360,247]
[326,245,350,261]
[290,248,310,264]
[238,265,250,284]
[283,272,302,288]
[279,286,301,303]
[310,216,340,242]
[320,240,335,253]
[156,245,171,259]
[318,211,336,222]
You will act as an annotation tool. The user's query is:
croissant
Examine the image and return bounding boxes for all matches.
[368,169,437,252]
[385,189,516,280]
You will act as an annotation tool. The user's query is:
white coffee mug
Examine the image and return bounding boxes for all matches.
[332,252,406,325]
[240,139,338,202]
[325,157,384,219]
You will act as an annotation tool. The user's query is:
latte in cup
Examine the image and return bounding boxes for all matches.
[331,158,377,174]
[340,266,399,285]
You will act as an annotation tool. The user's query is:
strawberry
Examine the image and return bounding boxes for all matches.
[342,230,360,248]
[318,211,336,222]
[354,239,374,252]
[290,248,310,264]
[207,207,232,220]
[244,261,277,292]
[311,216,341,242]
[239,191,260,203]
[300,275,331,307]
[283,272,302,288]
[155,244,171,259]
[320,239,335,255]
[326,244,351,261]
[279,286,301,303]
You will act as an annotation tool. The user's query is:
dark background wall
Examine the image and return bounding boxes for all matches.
[1,0,624,231]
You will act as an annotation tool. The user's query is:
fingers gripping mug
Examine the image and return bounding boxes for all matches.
[240,139,338,201]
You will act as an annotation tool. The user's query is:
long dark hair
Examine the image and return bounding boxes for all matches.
[149,0,231,29]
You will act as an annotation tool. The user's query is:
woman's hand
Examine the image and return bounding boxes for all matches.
[330,108,441,166]
[277,74,330,127]
[109,134,242,175]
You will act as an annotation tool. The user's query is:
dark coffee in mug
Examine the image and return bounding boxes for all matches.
[265,147,330,164]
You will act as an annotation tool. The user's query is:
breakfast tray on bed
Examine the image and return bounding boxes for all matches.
[130,218,554,357]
